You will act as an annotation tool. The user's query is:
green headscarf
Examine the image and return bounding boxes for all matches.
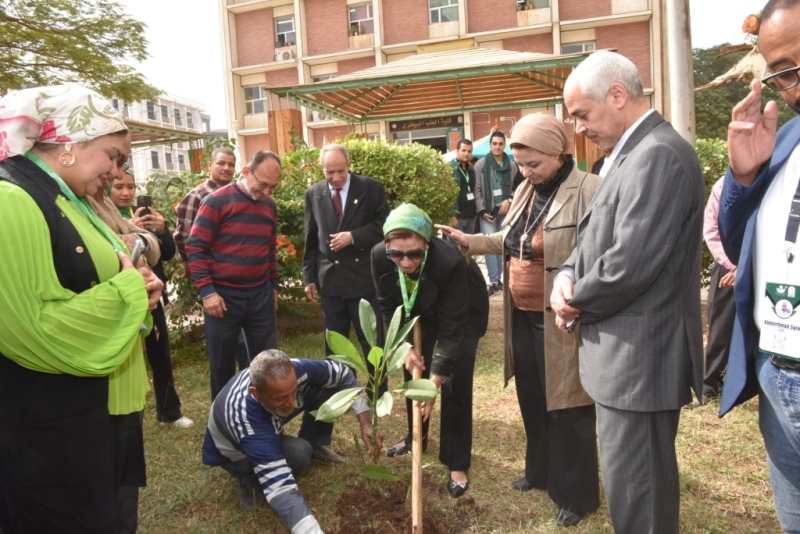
[383,203,433,242]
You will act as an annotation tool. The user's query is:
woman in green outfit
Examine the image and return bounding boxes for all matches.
[0,84,163,533]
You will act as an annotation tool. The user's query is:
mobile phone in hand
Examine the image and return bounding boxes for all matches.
[136,195,152,216]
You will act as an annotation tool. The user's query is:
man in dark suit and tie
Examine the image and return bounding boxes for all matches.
[718,1,800,530]
[551,51,705,533]
[303,143,389,377]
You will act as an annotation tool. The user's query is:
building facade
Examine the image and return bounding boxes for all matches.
[219,0,669,161]
[113,93,211,180]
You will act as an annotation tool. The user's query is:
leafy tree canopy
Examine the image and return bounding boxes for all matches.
[694,43,794,140]
[0,0,161,102]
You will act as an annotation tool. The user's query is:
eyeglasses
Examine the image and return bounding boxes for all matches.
[249,168,277,193]
[385,249,426,261]
[761,64,800,92]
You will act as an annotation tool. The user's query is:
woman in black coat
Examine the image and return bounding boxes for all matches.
[371,203,488,497]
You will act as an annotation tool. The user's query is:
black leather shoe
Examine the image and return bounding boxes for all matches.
[386,441,411,457]
[447,478,469,498]
[511,477,534,492]
[555,507,583,527]
[311,445,344,464]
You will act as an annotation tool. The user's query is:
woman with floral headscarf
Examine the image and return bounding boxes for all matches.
[371,203,489,498]
[437,113,601,527]
[0,84,162,533]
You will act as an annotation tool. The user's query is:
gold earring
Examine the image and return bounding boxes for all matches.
[59,144,76,167]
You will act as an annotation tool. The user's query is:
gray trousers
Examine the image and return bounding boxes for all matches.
[596,403,681,534]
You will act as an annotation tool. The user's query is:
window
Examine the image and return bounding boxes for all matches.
[312,74,336,83]
[146,101,155,120]
[187,111,193,129]
[561,41,595,54]
[430,0,458,23]
[161,104,169,121]
[165,152,173,170]
[112,98,119,110]
[151,150,160,169]
[178,154,186,171]
[244,86,267,114]
[275,17,296,46]
[516,0,549,10]
[348,4,374,35]
[174,108,182,126]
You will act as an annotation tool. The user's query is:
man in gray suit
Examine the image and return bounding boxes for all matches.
[551,51,704,533]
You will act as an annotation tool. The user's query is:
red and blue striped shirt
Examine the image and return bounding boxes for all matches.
[187,181,279,298]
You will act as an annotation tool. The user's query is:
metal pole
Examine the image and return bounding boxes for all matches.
[665,0,696,146]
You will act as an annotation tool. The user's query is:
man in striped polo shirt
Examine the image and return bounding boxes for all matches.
[187,150,281,400]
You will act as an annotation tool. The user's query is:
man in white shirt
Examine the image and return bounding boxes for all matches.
[717,1,800,530]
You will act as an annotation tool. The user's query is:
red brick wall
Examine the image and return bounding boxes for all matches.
[306,0,350,56]
[559,0,610,20]
[243,133,271,161]
[471,109,521,141]
[596,22,652,88]
[312,126,353,147]
[467,0,517,33]
[235,9,274,67]
[503,33,553,54]
[337,56,376,76]
[266,68,300,110]
[383,0,430,45]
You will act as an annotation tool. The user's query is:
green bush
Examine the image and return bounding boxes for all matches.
[695,138,729,288]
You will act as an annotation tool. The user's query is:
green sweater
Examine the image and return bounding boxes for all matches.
[0,181,150,415]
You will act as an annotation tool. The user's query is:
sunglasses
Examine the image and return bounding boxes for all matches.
[385,249,426,261]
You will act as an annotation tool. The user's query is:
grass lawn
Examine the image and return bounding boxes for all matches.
[138,300,779,533]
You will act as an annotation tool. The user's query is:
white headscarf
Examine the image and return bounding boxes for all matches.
[0,83,127,161]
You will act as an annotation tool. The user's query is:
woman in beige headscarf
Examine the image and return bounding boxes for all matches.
[437,113,601,527]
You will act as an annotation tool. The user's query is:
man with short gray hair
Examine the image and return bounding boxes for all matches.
[202,350,378,532]
[551,50,704,532]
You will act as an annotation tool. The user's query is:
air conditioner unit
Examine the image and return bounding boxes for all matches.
[312,110,331,122]
[274,49,296,62]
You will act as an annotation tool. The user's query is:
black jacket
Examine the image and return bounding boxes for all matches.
[371,238,489,377]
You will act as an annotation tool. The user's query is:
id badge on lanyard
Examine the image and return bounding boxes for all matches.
[759,283,800,360]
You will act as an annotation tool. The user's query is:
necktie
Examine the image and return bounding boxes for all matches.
[332,188,343,221]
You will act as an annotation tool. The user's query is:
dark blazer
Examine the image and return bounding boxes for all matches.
[718,115,800,416]
[564,111,705,411]
[303,173,388,299]
[371,238,489,377]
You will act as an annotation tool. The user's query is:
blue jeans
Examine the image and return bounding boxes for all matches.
[756,351,800,533]
[479,212,505,284]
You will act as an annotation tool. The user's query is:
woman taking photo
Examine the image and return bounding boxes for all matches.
[96,167,193,428]
[437,113,601,526]
[371,203,488,498]
[0,84,161,533]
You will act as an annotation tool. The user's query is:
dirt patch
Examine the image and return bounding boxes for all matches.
[328,473,475,534]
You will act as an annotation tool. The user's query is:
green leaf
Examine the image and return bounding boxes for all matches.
[367,346,384,371]
[395,379,439,401]
[328,353,368,377]
[358,299,378,348]
[384,305,403,350]
[390,317,418,354]
[313,387,362,422]
[375,391,393,417]
[361,463,403,482]
[387,341,412,373]
[326,330,368,375]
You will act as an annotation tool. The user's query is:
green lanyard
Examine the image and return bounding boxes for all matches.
[458,166,472,193]
[397,250,428,318]
[24,151,126,254]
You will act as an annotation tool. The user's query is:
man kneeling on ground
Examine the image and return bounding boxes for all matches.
[202,349,379,532]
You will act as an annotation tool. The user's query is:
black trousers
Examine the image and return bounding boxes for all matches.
[704,262,735,397]
[399,327,479,472]
[511,308,600,515]
[144,302,182,422]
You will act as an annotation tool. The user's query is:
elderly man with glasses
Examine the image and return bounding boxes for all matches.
[717,1,800,531]
[186,150,281,400]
